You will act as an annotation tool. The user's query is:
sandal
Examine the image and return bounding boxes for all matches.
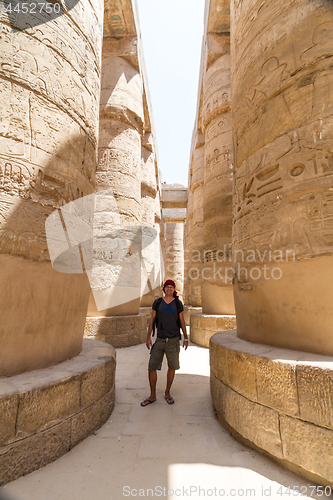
[165,396,174,404]
[140,398,156,407]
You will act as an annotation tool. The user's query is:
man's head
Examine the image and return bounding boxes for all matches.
[163,279,178,298]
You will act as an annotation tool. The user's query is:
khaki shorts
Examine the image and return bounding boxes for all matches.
[148,337,180,371]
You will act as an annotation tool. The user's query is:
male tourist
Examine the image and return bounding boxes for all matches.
[141,279,188,406]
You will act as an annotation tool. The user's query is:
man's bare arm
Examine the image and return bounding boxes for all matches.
[179,311,188,350]
[146,310,156,349]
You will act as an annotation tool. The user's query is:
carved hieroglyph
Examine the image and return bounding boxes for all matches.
[231,0,333,354]
[0,1,103,376]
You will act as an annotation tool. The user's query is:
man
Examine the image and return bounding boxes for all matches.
[141,279,188,406]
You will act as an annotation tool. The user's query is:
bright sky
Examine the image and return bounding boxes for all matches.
[136,0,205,187]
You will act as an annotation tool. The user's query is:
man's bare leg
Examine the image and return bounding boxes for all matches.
[165,368,175,403]
[148,370,157,400]
[141,370,157,406]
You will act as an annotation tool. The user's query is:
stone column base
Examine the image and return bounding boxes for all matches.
[84,313,147,348]
[0,339,116,486]
[183,305,202,326]
[210,331,333,487]
[140,307,152,327]
[190,313,236,348]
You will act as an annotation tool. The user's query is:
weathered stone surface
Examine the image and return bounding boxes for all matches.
[0,0,103,376]
[224,386,283,459]
[164,221,185,298]
[280,416,333,483]
[226,350,257,402]
[84,314,147,348]
[231,0,333,355]
[0,339,116,486]
[210,372,226,416]
[0,395,18,447]
[210,331,333,485]
[17,378,80,436]
[0,420,71,486]
[297,364,333,430]
[71,389,115,448]
[209,338,227,384]
[256,359,299,417]
[184,187,194,305]
[190,313,236,348]
[183,307,202,326]
[81,364,107,408]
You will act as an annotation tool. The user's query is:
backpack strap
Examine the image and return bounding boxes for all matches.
[175,297,182,339]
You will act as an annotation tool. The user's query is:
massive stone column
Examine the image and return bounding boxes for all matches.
[0,0,117,484]
[0,0,103,376]
[84,0,161,347]
[161,184,187,300]
[140,133,163,312]
[190,134,205,307]
[232,0,333,355]
[201,53,234,315]
[165,222,184,297]
[211,0,333,488]
[184,173,194,305]
[188,0,236,347]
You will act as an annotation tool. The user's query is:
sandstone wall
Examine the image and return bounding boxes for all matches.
[231,0,333,355]
[0,0,104,376]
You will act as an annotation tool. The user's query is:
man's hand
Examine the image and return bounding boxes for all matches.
[146,337,152,350]
[183,339,188,350]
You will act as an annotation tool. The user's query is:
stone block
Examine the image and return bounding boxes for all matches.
[280,415,333,483]
[224,387,283,459]
[297,365,333,430]
[105,357,116,391]
[0,395,18,446]
[116,316,135,335]
[0,420,71,486]
[256,358,299,416]
[226,350,257,402]
[201,315,217,331]
[190,314,201,329]
[209,340,227,384]
[80,364,106,408]
[210,372,226,416]
[16,377,80,436]
[216,315,237,331]
[71,389,115,448]
[97,317,117,337]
